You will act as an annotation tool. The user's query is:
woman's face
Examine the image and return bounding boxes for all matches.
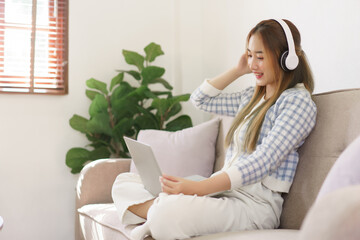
[247,34,276,91]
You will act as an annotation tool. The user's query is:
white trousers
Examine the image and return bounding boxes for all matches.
[112,173,279,240]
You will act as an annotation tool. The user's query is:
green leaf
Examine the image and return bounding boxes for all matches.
[129,85,157,99]
[87,112,112,136]
[165,115,193,131]
[110,82,134,105]
[85,133,112,150]
[134,114,159,131]
[126,70,141,80]
[151,94,190,117]
[171,94,190,103]
[152,91,172,97]
[69,114,89,133]
[66,147,90,170]
[111,98,139,121]
[65,146,112,173]
[148,78,173,90]
[127,85,151,101]
[144,42,164,62]
[86,78,108,95]
[70,166,84,174]
[87,141,110,150]
[122,50,145,71]
[86,90,101,100]
[151,98,171,117]
[134,106,160,129]
[141,66,165,85]
[89,94,108,117]
[110,72,124,91]
[143,89,157,99]
[124,129,136,137]
[113,118,134,142]
[89,146,111,160]
[166,102,181,121]
[116,70,141,80]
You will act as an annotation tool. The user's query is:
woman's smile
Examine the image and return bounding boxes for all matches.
[253,72,264,79]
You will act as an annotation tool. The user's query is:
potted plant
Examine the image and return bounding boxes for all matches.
[66,42,193,173]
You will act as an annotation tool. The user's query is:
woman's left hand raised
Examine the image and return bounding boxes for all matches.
[160,174,201,195]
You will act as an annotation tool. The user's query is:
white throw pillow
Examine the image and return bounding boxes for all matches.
[316,135,360,201]
[299,185,360,240]
[130,118,220,178]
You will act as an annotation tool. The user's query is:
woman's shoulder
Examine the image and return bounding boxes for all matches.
[275,83,317,111]
[279,83,313,101]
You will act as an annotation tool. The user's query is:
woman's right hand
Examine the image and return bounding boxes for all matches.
[236,53,252,76]
[207,53,252,90]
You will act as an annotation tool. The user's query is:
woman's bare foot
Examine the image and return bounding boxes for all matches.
[128,199,155,219]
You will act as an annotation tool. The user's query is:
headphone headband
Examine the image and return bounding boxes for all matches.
[273,19,299,71]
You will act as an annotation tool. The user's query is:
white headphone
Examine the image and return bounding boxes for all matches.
[273,19,299,71]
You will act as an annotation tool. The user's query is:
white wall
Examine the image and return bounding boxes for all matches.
[1,0,359,239]
[222,0,360,94]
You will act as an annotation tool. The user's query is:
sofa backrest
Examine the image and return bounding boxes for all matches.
[281,88,360,229]
[213,88,360,230]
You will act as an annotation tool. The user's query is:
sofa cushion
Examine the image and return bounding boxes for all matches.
[78,203,299,240]
[78,203,135,240]
[192,229,299,240]
[316,135,360,200]
[299,185,360,240]
[130,118,220,178]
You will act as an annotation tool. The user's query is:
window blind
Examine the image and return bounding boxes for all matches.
[0,0,68,94]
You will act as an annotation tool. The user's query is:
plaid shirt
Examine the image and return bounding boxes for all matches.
[191,81,317,193]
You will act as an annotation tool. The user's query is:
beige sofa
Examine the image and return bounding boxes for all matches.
[75,88,360,240]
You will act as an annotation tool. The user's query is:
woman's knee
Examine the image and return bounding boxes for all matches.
[146,194,195,239]
[148,194,180,219]
[111,173,143,199]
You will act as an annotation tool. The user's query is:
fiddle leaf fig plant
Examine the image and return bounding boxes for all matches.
[66,42,193,173]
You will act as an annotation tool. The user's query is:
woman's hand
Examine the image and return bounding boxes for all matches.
[236,53,252,76]
[160,174,201,195]
[208,53,251,90]
[160,172,231,196]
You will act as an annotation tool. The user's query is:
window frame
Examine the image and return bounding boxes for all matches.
[0,0,68,95]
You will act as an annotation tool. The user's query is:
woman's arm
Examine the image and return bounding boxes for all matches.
[160,172,231,196]
[208,53,251,90]
[190,54,253,117]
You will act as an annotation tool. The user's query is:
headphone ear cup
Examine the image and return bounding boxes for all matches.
[280,51,289,71]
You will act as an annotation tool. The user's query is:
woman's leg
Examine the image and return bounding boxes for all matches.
[144,193,255,240]
[128,198,155,219]
[111,172,155,225]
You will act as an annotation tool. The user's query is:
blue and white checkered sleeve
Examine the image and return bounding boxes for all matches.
[190,80,253,117]
[224,92,317,190]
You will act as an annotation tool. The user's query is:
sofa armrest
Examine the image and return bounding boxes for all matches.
[75,158,131,240]
[76,158,131,208]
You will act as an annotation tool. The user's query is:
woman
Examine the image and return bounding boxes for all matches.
[112,19,317,240]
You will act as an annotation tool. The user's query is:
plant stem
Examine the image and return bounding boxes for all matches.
[160,109,170,130]
[106,95,120,157]
[159,116,164,130]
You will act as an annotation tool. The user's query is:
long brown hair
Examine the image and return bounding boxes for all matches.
[225,19,314,152]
